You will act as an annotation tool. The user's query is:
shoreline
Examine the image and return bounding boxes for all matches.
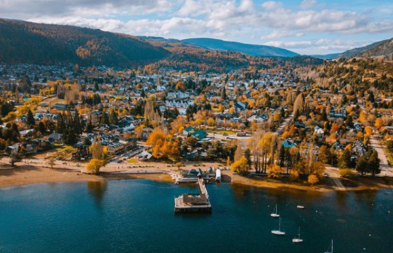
[1,164,392,192]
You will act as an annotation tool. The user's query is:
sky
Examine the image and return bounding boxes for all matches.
[0,0,392,55]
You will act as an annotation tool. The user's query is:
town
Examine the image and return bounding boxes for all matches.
[0,58,392,191]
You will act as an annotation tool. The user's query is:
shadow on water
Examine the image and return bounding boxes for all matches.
[87,181,107,207]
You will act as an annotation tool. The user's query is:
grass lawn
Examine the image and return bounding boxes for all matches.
[127,158,138,163]
[207,129,237,135]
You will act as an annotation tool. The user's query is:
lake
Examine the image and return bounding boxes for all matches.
[0,180,392,252]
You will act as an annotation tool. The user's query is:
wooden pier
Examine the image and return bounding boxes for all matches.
[174,178,211,213]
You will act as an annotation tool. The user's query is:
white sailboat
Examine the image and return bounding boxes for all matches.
[270,204,280,218]
[292,227,303,243]
[324,240,333,253]
[271,218,285,236]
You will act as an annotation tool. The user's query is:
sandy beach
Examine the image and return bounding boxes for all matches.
[1,157,392,191]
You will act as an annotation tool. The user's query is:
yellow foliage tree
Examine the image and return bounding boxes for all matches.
[268,164,284,178]
[230,157,249,174]
[308,174,319,186]
[86,159,104,174]
[375,118,383,129]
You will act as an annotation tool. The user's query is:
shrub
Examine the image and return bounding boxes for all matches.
[339,169,357,178]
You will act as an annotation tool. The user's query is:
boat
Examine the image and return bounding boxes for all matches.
[297,205,305,209]
[292,227,303,243]
[270,204,280,218]
[271,218,285,236]
[324,240,334,253]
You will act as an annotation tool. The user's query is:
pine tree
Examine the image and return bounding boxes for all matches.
[109,110,119,125]
[101,113,110,125]
[26,109,35,127]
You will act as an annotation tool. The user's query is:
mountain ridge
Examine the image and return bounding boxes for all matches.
[181,38,299,57]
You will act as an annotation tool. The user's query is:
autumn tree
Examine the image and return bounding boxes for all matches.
[230,157,250,174]
[375,118,383,129]
[308,174,319,186]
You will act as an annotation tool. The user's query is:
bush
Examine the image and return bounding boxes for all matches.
[339,169,357,178]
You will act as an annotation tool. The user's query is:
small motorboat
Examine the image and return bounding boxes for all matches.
[297,205,305,209]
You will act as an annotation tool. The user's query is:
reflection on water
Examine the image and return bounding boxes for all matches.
[0,180,392,253]
[87,181,107,206]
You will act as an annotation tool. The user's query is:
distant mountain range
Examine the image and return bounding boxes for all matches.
[181,38,299,57]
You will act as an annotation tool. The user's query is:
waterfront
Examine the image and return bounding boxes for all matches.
[0,180,392,253]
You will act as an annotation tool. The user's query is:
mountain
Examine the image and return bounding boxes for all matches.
[359,38,393,59]
[0,19,170,67]
[0,19,321,71]
[311,53,339,60]
[338,40,390,59]
[181,38,299,57]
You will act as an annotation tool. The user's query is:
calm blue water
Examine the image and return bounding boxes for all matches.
[0,180,392,253]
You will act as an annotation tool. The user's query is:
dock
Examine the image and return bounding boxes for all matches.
[174,178,212,213]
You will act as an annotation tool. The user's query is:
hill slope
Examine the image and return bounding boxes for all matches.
[0,19,170,67]
[338,39,390,59]
[181,38,299,57]
[359,38,393,59]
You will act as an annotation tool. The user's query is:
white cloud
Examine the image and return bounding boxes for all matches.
[261,1,282,10]
[300,0,317,9]
[266,39,371,52]
[1,0,392,54]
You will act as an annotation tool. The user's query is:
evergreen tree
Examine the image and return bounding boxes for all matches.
[109,110,119,125]
[100,113,110,125]
[220,86,227,100]
[356,155,368,176]
[26,109,35,127]
[368,151,380,176]
[338,149,353,169]
[38,121,46,134]
[244,148,251,166]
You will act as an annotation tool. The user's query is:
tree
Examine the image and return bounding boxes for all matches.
[293,93,304,115]
[26,109,35,127]
[375,118,383,129]
[308,174,319,186]
[318,145,330,164]
[38,121,46,134]
[338,149,353,169]
[244,148,252,166]
[230,157,250,174]
[268,164,284,178]
[10,150,22,166]
[48,157,56,169]
[356,155,368,176]
[109,110,119,125]
[86,159,104,174]
[368,151,380,176]
[90,136,104,160]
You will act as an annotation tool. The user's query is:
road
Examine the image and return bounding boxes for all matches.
[207,113,294,142]
[325,167,346,190]
[276,113,293,135]
[369,135,393,176]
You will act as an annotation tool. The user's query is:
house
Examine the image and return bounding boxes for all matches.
[314,126,324,135]
[192,129,208,140]
[282,140,296,148]
[138,150,152,160]
[53,103,68,110]
[48,133,63,143]
[183,126,195,136]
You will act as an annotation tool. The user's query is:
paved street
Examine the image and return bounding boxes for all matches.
[369,135,393,176]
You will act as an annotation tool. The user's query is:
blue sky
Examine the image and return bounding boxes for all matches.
[1,0,392,54]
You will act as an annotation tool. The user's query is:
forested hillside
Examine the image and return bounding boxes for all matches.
[0,19,170,67]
